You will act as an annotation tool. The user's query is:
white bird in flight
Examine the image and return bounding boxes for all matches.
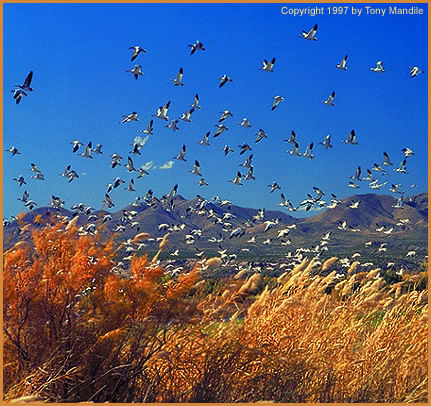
[172,67,184,86]
[299,24,318,40]
[370,60,385,72]
[336,55,348,71]
[272,95,285,111]
[255,129,268,143]
[260,57,276,72]
[126,64,143,80]
[319,134,333,149]
[229,171,243,186]
[129,45,147,61]
[322,91,335,106]
[121,112,138,124]
[219,74,232,88]
[409,66,424,78]
[343,129,358,145]
[154,101,171,121]
[174,144,187,161]
[199,131,210,146]
[188,40,205,55]
[239,118,252,128]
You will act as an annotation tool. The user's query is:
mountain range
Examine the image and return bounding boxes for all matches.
[4,193,428,261]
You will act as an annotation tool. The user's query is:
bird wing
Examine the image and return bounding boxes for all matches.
[24,71,33,87]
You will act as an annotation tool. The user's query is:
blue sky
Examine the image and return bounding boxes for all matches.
[3,3,428,219]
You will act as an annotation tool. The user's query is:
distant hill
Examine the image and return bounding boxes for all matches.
[301,193,427,231]
[4,193,428,259]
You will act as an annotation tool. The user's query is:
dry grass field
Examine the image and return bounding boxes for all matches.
[4,214,428,402]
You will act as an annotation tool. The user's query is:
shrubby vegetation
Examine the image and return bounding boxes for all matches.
[4,214,428,402]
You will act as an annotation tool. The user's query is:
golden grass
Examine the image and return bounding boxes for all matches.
[3,217,428,402]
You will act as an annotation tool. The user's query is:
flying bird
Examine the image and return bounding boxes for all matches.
[372,163,387,174]
[343,130,358,145]
[409,66,424,78]
[188,40,205,55]
[70,140,83,153]
[260,57,276,72]
[214,124,229,137]
[180,108,194,122]
[154,101,171,121]
[125,179,136,192]
[17,71,34,92]
[141,119,154,135]
[268,182,281,193]
[350,166,361,181]
[129,46,147,61]
[319,134,333,149]
[12,88,27,104]
[302,142,315,159]
[137,167,150,178]
[126,65,143,80]
[166,119,180,131]
[125,156,137,172]
[121,112,139,124]
[31,172,45,181]
[5,146,21,156]
[229,171,243,186]
[92,144,103,154]
[336,55,348,71]
[191,93,200,110]
[13,175,26,187]
[322,91,335,106]
[172,67,184,86]
[103,194,115,208]
[272,95,285,111]
[279,193,289,207]
[284,130,297,144]
[288,141,301,156]
[299,24,318,40]
[394,159,407,174]
[238,144,252,155]
[17,190,29,202]
[80,142,93,159]
[401,147,415,158]
[111,153,123,168]
[218,110,233,122]
[190,160,202,176]
[244,166,256,181]
[370,60,385,72]
[199,131,210,146]
[240,154,254,168]
[383,152,393,166]
[174,144,187,161]
[223,145,234,156]
[218,74,232,88]
[255,129,268,143]
[239,118,252,128]
[30,163,42,173]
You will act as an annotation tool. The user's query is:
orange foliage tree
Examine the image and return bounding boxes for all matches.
[4,215,202,402]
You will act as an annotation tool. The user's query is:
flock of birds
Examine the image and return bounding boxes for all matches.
[6,25,426,275]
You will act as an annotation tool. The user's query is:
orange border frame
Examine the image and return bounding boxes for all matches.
[0,1,429,405]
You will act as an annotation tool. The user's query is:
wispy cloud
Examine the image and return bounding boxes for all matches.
[159,160,175,170]
[134,135,150,147]
[141,161,155,171]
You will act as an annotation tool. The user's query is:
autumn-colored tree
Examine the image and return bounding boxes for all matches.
[4,215,202,402]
